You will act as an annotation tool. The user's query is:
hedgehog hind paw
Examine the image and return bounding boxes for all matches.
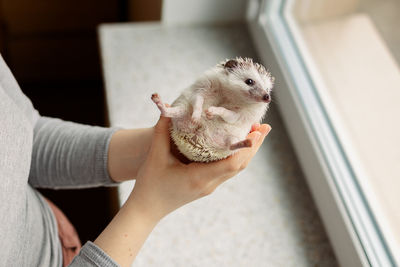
[229,139,252,150]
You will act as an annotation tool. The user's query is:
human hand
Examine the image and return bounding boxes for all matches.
[94,116,270,266]
[126,116,272,223]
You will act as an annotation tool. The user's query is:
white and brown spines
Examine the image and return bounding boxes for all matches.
[220,57,273,81]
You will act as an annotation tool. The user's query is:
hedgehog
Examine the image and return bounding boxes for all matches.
[151,57,274,162]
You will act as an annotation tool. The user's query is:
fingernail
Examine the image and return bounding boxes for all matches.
[264,125,272,136]
[254,132,261,142]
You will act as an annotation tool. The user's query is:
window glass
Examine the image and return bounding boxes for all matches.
[284,0,400,263]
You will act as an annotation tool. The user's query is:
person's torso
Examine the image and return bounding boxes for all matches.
[0,55,61,267]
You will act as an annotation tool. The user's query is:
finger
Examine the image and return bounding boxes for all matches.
[188,158,230,181]
[227,131,262,166]
[240,125,272,168]
[251,123,260,132]
[249,125,271,149]
[188,131,262,182]
[186,125,272,184]
[150,115,172,155]
[212,127,271,185]
[244,126,271,160]
[258,124,271,136]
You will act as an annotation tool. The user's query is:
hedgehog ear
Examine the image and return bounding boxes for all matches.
[224,59,238,70]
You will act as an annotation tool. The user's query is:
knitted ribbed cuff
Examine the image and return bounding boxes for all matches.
[72,241,120,267]
[96,127,122,186]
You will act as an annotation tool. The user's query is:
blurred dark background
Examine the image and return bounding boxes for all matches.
[0,0,161,243]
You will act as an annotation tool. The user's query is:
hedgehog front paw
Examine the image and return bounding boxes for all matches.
[205,109,214,119]
[151,93,165,112]
[151,93,159,101]
[191,110,202,123]
[191,115,201,125]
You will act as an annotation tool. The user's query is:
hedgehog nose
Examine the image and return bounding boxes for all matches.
[263,94,271,103]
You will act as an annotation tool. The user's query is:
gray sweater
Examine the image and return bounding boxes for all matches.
[0,54,120,267]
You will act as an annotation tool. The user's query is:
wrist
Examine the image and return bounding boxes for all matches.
[125,189,165,225]
[107,128,153,182]
[94,194,159,267]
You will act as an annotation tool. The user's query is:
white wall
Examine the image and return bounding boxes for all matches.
[162,0,248,25]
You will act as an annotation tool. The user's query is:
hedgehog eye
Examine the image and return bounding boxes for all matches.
[245,79,255,86]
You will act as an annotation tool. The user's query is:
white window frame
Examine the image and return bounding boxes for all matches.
[246,0,397,266]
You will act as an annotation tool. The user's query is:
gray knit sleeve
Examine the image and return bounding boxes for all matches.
[28,116,120,189]
[69,241,120,267]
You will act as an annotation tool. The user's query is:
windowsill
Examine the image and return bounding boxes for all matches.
[98,22,338,266]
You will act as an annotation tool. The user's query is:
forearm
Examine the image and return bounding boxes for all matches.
[29,116,153,188]
[107,127,153,182]
[29,117,118,189]
[93,196,159,267]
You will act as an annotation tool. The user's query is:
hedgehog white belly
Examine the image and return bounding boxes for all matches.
[169,113,252,162]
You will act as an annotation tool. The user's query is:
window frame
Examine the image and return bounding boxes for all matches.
[246,0,397,266]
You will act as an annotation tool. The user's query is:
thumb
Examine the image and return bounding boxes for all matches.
[151,115,172,155]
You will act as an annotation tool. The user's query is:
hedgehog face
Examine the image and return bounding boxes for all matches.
[223,58,274,104]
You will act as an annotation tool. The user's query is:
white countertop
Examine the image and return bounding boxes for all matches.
[98,22,337,267]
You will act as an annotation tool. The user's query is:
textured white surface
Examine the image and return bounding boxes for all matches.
[99,22,337,267]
